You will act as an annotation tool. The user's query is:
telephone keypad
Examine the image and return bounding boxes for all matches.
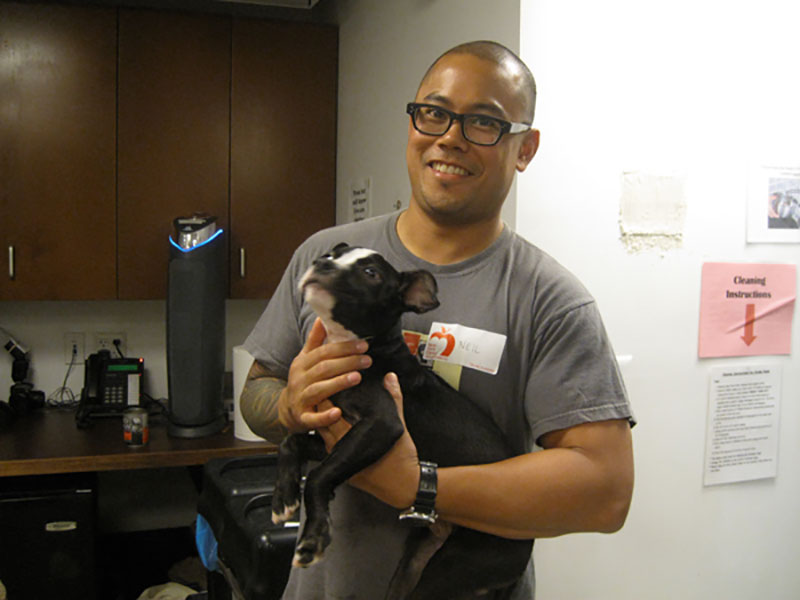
[103,385,126,406]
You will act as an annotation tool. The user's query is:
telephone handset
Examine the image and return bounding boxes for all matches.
[78,350,144,420]
[82,351,106,406]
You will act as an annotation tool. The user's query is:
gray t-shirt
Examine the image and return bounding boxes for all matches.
[244,212,633,599]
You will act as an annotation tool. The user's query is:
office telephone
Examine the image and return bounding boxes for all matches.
[79,350,144,418]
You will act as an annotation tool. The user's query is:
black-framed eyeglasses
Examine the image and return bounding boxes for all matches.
[406,102,531,146]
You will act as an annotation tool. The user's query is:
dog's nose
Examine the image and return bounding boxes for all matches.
[313,257,337,273]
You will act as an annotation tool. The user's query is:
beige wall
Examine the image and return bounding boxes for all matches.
[332,0,521,226]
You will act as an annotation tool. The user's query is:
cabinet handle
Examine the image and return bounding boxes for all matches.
[8,246,14,280]
[239,248,246,278]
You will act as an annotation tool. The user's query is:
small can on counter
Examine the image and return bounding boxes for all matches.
[123,406,149,446]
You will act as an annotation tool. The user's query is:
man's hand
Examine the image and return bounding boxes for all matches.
[319,372,421,510]
[278,318,372,433]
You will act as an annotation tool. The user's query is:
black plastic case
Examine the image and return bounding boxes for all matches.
[199,455,298,600]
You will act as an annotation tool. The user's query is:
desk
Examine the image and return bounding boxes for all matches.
[0,407,277,598]
[0,407,276,477]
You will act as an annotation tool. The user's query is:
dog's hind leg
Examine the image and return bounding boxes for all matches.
[293,415,404,567]
[384,523,451,600]
[408,529,533,600]
[272,433,325,525]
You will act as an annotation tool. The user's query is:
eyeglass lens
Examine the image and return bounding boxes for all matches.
[413,106,504,145]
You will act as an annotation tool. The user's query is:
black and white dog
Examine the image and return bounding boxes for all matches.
[272,243,533,600]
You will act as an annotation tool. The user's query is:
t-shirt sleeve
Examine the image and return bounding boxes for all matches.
[241,216,392,378]
[525,301,633,445]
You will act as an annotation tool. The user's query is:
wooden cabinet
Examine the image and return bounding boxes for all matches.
[0,5,337,301]
[117,10,231,300]
[0,4,117,300]
[230,20,337,298]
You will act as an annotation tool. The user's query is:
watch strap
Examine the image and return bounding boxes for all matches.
[398,461,438,526]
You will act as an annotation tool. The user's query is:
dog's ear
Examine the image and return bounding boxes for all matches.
[332,242,350,252]
[400,270,439,314]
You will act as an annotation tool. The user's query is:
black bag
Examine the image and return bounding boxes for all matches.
[199,455,298,600]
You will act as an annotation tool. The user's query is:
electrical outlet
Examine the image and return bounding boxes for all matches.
[64,332,86,365]
[93,332,127,356]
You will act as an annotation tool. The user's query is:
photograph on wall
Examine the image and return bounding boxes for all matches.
[747,165,800,243]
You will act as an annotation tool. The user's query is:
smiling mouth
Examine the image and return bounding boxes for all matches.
[430,161,470,176]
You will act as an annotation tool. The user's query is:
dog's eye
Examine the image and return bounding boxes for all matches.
[363,267,381,280]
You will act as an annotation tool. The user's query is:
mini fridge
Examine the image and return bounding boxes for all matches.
[0,473,96,599]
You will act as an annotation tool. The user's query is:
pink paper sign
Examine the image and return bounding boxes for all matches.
[699,263,797,358]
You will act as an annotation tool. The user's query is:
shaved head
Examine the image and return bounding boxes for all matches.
[419,41,537,124]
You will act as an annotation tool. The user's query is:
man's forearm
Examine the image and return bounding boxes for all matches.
[435,419,634,539]
[240,375,289,444]
[353,418,633,540]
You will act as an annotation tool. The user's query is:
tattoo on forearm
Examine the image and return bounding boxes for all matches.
[240,376,288,444]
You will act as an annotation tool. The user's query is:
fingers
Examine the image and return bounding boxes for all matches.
[302,317,328,353]
[300,403,343,433]
[383,372,406,424]
[292,344,369,406]
[303,350,369,387]
[281,318,370,433]
[317,398,351,453]
[383,372,402,402]
[301,320,368,375]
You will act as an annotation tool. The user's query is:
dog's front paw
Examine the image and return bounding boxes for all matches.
[292,525,332,568]
[271,498,300,525]
[272,476,301,524]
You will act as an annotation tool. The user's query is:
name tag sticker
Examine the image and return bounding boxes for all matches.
[423,322,506,375]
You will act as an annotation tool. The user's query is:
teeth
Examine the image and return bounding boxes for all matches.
[431,162,469,176]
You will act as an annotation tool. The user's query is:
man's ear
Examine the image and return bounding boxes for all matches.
[516,128,540,172]
[400,270,439,314]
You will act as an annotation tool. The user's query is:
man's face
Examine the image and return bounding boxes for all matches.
[406,53,539,226]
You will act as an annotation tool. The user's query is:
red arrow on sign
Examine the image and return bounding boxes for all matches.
[741,303,757,346]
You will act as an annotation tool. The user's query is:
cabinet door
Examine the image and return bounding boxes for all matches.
[230,20,337,299]
[117,9,230,300]
[0,4,116,300]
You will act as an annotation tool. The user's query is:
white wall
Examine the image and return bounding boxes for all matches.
[333,0,521,226]
[519,1,800,598]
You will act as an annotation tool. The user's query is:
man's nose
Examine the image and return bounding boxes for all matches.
[438,117,470,149]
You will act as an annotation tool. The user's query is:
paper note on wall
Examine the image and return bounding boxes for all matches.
[698,263,796,358]
[704,365,781,486]
[350,177,371,222]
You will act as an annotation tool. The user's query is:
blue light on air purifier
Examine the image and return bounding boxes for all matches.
[169,228,224,253]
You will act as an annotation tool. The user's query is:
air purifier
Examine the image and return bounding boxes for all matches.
[166,214,227,438]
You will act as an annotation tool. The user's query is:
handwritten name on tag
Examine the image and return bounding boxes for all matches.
[422,322,506,375]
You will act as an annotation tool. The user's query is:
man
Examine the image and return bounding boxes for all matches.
[241,41,635,599]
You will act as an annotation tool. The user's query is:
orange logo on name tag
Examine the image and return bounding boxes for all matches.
[428,326,456,357]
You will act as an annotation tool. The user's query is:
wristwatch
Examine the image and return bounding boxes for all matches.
[398,461,438,526]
